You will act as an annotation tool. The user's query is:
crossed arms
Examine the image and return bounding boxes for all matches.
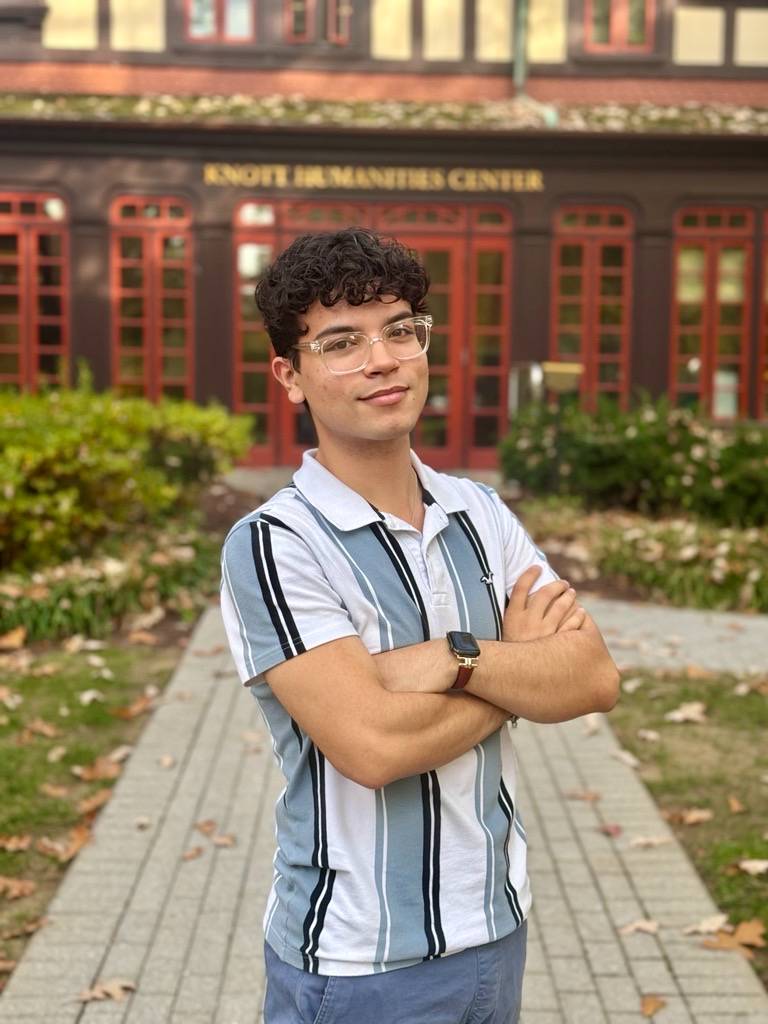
[264,565,620,789]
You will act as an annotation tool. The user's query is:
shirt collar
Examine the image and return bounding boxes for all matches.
[293,449,470,531]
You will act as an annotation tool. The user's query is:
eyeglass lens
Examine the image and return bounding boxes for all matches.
[321,318,430,373]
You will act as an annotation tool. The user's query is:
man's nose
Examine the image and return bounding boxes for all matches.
[364,336,399,372]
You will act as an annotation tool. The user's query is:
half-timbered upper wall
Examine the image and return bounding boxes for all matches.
[111,0,165,51]
[42,0,98,49]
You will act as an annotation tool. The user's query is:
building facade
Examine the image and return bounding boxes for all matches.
[1,0,767,467]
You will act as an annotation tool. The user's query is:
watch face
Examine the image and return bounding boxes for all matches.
[448,631,481,658]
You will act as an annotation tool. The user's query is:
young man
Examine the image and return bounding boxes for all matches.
[220,228,619,1023]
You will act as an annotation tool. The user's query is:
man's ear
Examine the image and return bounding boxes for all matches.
[272,356,306,406]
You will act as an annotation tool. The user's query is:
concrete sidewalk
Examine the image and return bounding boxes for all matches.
[1,601,767,1024]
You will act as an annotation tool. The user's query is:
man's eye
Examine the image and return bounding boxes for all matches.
[325,337,357,353]
[389,322,416,338]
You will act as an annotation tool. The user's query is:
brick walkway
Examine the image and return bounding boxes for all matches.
[1,602,766,1024]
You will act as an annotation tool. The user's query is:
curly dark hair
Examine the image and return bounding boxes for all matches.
[254,227,430,364]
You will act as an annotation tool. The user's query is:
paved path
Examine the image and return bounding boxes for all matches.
[1,601,767,1024]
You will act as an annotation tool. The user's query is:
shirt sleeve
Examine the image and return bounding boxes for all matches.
[220,515,359,686]
[483,486,560,601]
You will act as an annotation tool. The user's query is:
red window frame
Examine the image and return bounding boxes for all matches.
[326,0,351,44]
[550,206,633,412]
[760,212,768,421]
[110,196,195,402]
[233,199,514,469]
[583,0,655,53]
[284,0,315,42]
[0,192,69,393]
[669,207,753,421]
[185,0,256,43]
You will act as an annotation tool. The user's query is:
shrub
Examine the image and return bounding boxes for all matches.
[0,379,251,572]
[499,398,768,527]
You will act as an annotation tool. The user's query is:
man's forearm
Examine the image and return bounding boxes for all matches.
[373,626,619,723]
[366,689,511,787]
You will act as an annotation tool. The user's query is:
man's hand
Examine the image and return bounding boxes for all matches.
[502,566,585,642]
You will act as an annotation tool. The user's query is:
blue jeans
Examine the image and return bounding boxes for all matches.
[263,919,527,1024]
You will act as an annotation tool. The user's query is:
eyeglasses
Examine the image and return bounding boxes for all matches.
[292,315,433,375]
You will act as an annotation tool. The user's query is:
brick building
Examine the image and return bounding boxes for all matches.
[0,0,767,466]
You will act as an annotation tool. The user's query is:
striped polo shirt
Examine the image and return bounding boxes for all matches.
[220,448,557,977]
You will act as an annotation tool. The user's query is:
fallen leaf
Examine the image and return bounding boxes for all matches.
[126,630,158,646]
[0,836,31,853]
[664,701,707,724]
[212,833,236,847]
[732,681,752,697]
[703,930,755,959]
[77,789,112,816]
[157,755,175,770]
[39,782,69,799]
[612,749,640,770]
[678,807,713,826]
[30,662,57,677]
[629,836,673,849]
[0,960,16,973]
[621,676,644,694]
[134,816,152,831]
[597,823,622,838]
[195,819,217,837]
[112,694,154,720]
[78,978,136,1003]
[641,994,667,1017]
[0,686,22,710]
[727,795,746,814]
[582,714,601,736]
[71,757,122,782]
[58,705,70,717]
[25,717,60,739]
[47,745,67,764]
[685,664,715,680]
[0,877,36,900]
[737,859,768,876]
[63,634,85,653]
[0,627,26,651]
[182,846,204,861]
[35,824,90,864]
[619,919,659,935]
[565,789,601,803]
[637,729,660,742]
[731,920,766,949]
[683,913,729,935]
[85,654,106,669]
[78,689,105,706]
[130,605,165,631]
[107,744,133,764]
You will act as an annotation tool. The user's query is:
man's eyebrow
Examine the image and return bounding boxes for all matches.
[313,310,412,341]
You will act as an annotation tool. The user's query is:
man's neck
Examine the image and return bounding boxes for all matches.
[314,437,423,526]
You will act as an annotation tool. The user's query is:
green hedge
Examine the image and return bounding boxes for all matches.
[0,378,252,572]
[499,398,768,528]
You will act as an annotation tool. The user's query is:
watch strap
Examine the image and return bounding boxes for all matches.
[451,662,476,690]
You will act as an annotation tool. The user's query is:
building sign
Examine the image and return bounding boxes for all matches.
[203,162,544,193]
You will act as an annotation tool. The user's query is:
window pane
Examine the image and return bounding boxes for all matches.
[121,325,144,348]
[162,356,187,378]
[429,293,449,326]
[598,333,621,354]
[0,265,18,285]
[419,417,447,446]
[38,235,61,257]
[424,0,463,59]
[427,375,449,410]
[120,236,143,259]
[163,268,186,290]
[558,332,581,355]
[238,243,273,281]
[163,236,186,260]
[600,275,623,297]
[601,246,624,268]
[473,415,499,447]
[428,332,448,364]
[0,234,18,254]
[558,304,582,326]
[476,251,503,285]
[225,0,253,38]
[162,326,186,348]
[38,265,62,287]
[475,333,501,366]
[38,353,61,376]
[713,368,740,418]
[243,372,268,404]
[717,334,741,355]
[120,297,144,318]
[0,294,19,315]
[599,304,622,326]
[121,266,144,288]
[0,323,19,344]
[120,354,144,378]
[679,304,703,327]
[560,245,583,267]
[243,330,271,361]
[678,332,701,354]
[628,0,646,44]
[423,250,450,285]
[0,353,19,374]
[598,362,621,384]
[163,298,186,319]
[592,0,610,43]
[474,376,500,408]
[717,248,745,302]
[476,294,502,325]
[239,204,275,226]
[39,324,62,347]
[559,274,582,297]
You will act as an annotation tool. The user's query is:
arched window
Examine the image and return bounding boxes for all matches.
[110,197,195,400]
[0,192,69,392]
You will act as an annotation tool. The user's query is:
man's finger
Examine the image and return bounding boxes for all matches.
[507,565,542,612]
[559,606,586,632]
[545,587,578,625]
[526,578,570,614]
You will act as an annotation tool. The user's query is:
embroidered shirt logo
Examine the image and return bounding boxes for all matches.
[481,571,494,585]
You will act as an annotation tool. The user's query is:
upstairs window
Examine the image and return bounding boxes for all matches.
[186,0,255,42]
[283,1,352,44]
[584,0,655,52]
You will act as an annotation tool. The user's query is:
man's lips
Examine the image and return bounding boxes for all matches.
[359,386,409,405]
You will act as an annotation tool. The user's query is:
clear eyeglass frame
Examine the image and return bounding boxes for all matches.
[292,315,433,375]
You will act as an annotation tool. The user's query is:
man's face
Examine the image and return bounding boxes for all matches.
[272,295,429,450]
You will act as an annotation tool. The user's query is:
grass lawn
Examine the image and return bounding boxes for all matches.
[608,669,768,989]
[0,633,185,987]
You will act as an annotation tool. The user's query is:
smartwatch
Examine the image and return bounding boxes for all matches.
[447,630,481,690]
